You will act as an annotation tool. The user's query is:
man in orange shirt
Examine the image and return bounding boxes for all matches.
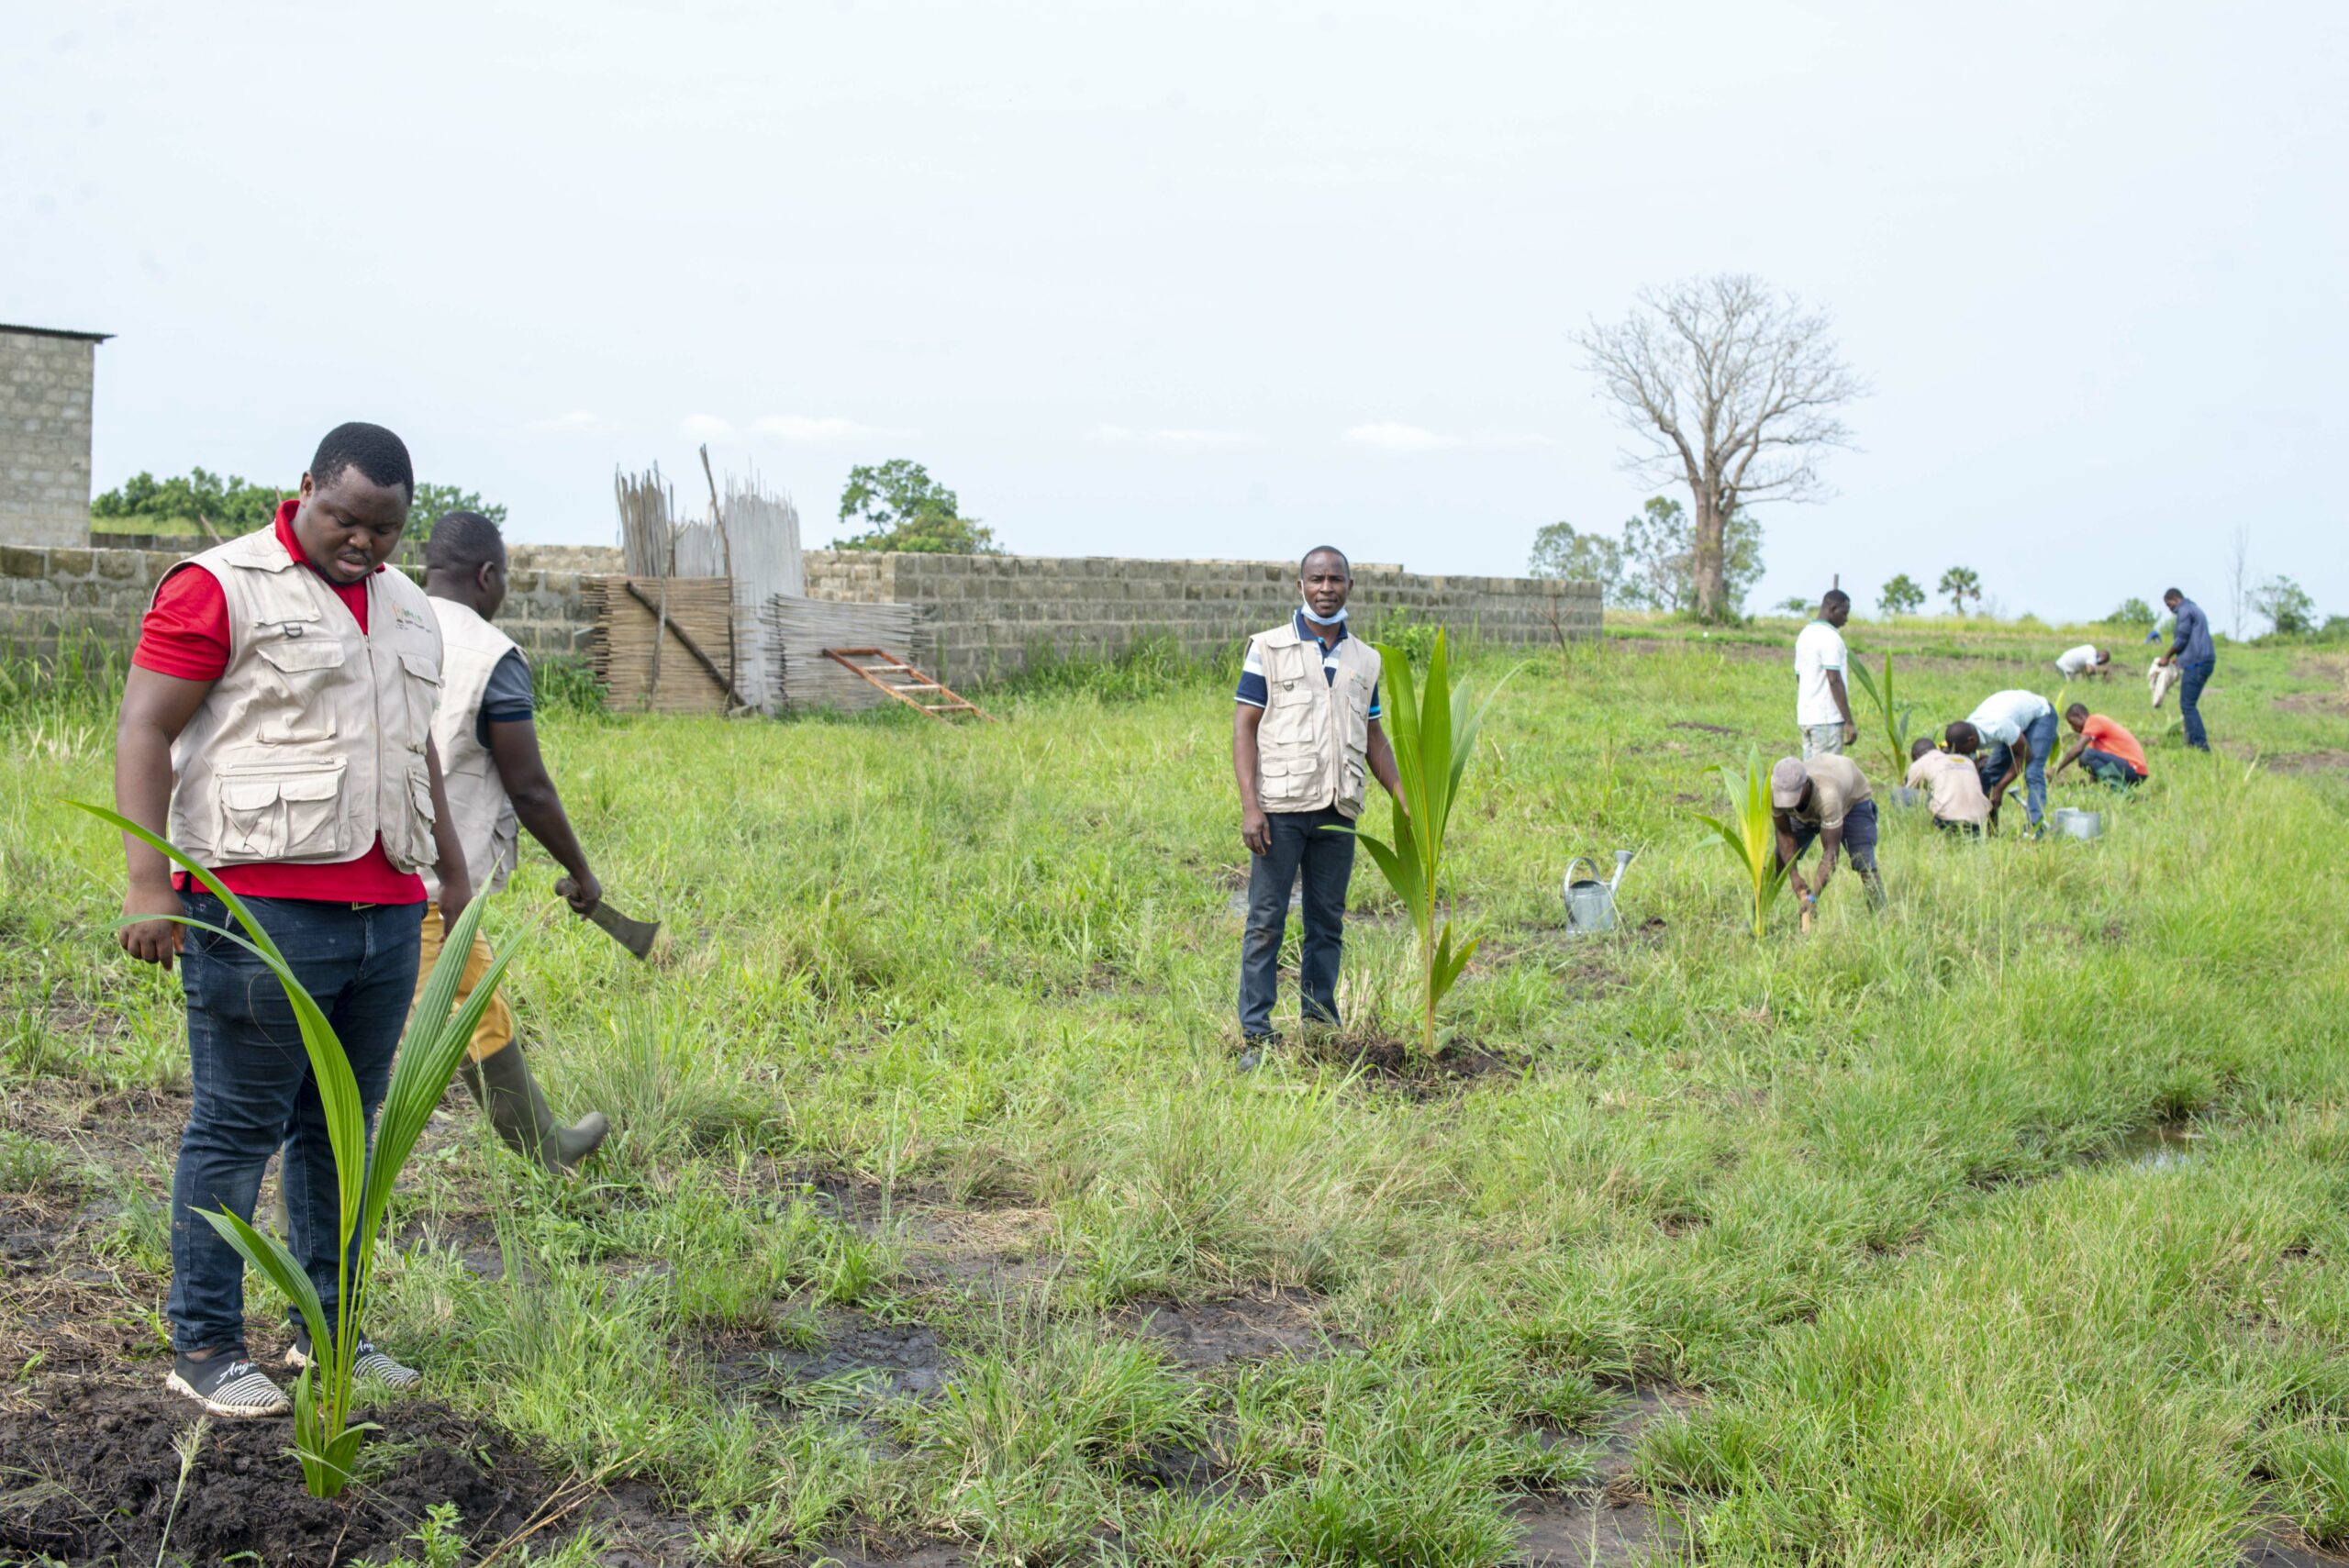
[2052,702,2149,790]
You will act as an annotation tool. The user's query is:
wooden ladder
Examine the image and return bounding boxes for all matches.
[821,648,995,724]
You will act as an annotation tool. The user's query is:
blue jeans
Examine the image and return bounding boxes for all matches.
[1238,806,1356,1038]
[2178,658,2214,751]
[168,892,423,1353]
[1976,707,2062,828]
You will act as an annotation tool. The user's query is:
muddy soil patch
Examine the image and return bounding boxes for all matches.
[1511,1383,1692,1567]
[1286,1036,1527,1095]
[1119,1291,1341,1366]
[0,1377,558,1568]
[2267,749,2349,774]
[1667,719,1740,737]
[702,1307,949,1405]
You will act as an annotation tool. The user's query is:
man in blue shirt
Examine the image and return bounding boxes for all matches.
[2156,587,2215,751]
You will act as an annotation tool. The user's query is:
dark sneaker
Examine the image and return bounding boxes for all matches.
[287,1332,422,1391]
[167,1351,292,1418]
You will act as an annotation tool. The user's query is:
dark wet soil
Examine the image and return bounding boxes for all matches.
[2266,749,2349,773]
[1667,719,1740,736]
[0,1378,558,1568]
[1510,1384,1691,1567]
[1288,1035,1527,1092]
[1120,1291,1340,1366]
[703,1306,949,1405]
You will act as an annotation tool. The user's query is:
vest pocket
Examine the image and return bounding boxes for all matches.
[382,767,439,874]
[252,638,347,742]
[216,760,348,862]
[397,651,442,746]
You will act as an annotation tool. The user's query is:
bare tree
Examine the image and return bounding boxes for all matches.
[1575,275,1865,620]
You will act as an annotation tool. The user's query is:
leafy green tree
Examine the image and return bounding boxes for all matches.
[834,460,998,554]
[1878,573,1924,617]
[2252,575,2317,636]
[1937,566,1983,616]
[1526,520,1625,600]
[407,484,507,531]
[2107,596,2156,628]
[1776,595,1811,615]
[92,469,284,534]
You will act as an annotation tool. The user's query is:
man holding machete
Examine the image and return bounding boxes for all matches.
[417,511,616,1171]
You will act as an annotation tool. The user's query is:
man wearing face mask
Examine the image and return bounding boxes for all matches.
[1232,546,1405,1051]
[114,423,473,1418]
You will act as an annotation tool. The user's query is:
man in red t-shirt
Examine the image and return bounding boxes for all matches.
[115,422,473,1419]
[2053,702,2150,790]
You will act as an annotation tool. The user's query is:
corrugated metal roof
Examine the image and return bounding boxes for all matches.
[0,323,114,342]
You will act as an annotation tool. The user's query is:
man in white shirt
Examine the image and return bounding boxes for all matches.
[1793,590,1856,759]
[2054,643,2110,680]
[1964,689,2060,830]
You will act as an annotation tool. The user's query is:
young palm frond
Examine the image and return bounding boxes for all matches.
[74,801,517,1498]
[1694,751,1790,940]
[1329,631,1511,1057]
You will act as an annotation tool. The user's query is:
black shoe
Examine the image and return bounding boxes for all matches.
[287,1331,422,1390]
[167,1350,292,1418]
[1238,1033,1280,1072]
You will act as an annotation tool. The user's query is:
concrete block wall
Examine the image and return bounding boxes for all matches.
[800,550,1601,684]
[0,543,593,666]
[1,330,100,550]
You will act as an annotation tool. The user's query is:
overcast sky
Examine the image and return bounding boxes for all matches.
[7,0,2343,624]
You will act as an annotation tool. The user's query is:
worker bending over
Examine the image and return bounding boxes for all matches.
[419,512,610,1170]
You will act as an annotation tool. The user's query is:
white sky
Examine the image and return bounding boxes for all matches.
[6,0,2343,623]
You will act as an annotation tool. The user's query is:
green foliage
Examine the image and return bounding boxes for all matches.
[2254,575,2319,637]
[1527,497,1762,615]
[1526,519,1625,599]
[1695,751,1791,939]
[2107,596,2158,628]
[1937,565,1983,616]
[1373,608,1445,671]
[71,803,517,1499]
[1332,629,1510,1056]
[91,469,282,534]
[406,484,508,533]
[1878,573,1925,617]
[833,460,997,554]
[1776,595,1812,615]
[531,654,608,717]
[1845,652,1916,773]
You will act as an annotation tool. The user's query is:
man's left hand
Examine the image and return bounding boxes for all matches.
[1842,721,1857,746]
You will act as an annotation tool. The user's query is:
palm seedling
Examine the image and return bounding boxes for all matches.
[75,802,516,1498]
[1845,652,1915,773]
[1694,751,1791,939]
[1330,629,1511,1058]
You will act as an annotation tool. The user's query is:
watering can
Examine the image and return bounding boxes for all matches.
[1564,851,1635,934]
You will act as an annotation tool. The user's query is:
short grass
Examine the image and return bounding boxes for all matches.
[3,614,2346,1564]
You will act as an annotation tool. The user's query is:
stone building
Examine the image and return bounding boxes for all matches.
[1,323,109,548]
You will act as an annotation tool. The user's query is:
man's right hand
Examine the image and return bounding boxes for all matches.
[120,883,184,969]
[555,872,604,912]
[1241,807,1272,857]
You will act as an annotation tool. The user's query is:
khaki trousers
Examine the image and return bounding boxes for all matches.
[411,902,516,1063]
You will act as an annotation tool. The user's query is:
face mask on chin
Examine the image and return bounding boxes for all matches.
[1299,600,1349,627]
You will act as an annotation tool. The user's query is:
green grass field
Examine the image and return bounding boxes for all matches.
[4,617,2347,1566]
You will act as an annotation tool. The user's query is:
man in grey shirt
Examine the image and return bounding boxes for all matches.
[2156,587,2215,751]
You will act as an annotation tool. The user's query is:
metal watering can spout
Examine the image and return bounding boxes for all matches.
[1607,849,1634,895]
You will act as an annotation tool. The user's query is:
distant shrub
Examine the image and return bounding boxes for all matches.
[533,653,607,716]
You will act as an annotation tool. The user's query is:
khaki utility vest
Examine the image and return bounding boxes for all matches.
[158,526,444,876]
[1249,619,1382,818]
[423,596,523,901]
